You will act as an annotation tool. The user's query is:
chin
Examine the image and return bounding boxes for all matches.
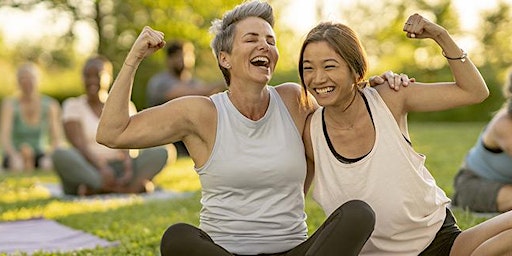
[315,97,335,107]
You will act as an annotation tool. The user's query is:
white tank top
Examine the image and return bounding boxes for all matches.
[311,87,450,256]
[196,86,308,254]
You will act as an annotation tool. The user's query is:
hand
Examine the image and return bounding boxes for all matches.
[98,165,116,188]
[369,71,415,91]
[403,13,446,40]
[128,26,166,61]
[117,162,133,186]
[8,153,24,172]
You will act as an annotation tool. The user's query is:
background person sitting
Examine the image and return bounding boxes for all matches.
[453,68,512,213]
[0,62,63,172]
[52,55,168,196]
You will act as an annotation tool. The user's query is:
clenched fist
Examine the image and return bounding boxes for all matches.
[128,26,166,62]
[402,13,447,40]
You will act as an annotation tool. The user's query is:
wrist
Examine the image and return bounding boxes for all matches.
[432,28,450,44]
[124,54,142,69]
[442,48,467,63]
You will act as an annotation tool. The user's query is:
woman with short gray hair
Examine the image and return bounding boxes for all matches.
[97,1,407,255]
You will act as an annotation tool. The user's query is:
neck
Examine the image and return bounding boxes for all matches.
[227,85,270,121]
[324,91,363,130]
[20,93,37,101]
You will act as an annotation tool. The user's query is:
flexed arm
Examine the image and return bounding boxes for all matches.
[399,13,489,112]
[96,26,167,148]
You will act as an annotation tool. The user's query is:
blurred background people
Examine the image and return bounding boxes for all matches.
[146,40,225,158]
[52,55,168,196]
[1,62,63,172]
[453,68,512,213]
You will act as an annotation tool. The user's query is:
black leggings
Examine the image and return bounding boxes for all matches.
[160,200,375,256]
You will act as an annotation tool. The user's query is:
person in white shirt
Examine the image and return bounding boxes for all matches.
[300,14,512,255]
[95,1,412,255]
[52,56,168,196]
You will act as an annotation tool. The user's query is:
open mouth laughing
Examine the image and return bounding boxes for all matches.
[314,86,335,94]
[250,56,270,68]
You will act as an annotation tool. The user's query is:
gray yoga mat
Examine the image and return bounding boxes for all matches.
[0,218,119,255]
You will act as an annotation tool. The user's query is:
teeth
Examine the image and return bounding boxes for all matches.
[315,87,334,94]
[250,56,269,64]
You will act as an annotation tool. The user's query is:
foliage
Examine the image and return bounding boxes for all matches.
[0,0,511,117]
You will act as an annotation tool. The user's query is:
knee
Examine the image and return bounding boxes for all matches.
[155,147,169,164]
[146,147,169,166]
[51,148,70,162]
[338,200,376,228]
[160,223,196,255]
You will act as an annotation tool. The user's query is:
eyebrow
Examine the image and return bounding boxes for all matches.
[242,32,275,40]
[303,58,339,63]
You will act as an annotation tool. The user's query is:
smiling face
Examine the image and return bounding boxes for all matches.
[82,58,112,100]
[220,16,278,87]
[302,41,356,107]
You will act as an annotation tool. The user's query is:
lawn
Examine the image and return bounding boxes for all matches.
[0,122,494,255]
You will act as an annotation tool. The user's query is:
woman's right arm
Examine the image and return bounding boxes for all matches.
[97,26,203,149]
[303,114,315,195]
[48,99,64,151]
[0,99,17,156]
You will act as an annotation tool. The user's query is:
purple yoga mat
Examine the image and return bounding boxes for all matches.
[0,218,119,254]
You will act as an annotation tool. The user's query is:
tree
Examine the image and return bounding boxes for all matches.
[0,0,241,108]
[330,0,503,122]
[475,1,512,115]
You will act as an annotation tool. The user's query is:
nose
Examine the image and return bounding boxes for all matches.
[312,69,328,85]
[258,40,270,51]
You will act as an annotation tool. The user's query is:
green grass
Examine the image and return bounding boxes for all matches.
[0,122,496,255]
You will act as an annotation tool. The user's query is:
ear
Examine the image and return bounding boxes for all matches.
[353,72,361,83]
[218,51,231,69]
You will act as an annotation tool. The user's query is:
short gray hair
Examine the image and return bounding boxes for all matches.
[209,0,274,86]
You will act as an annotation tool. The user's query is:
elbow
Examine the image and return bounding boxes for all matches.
[475,84,490,103]
[96,128,119,148]
[466,82,489,104]
[95,132,109,147]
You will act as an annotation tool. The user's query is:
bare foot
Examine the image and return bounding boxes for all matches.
[125,179,155,194]
[77,184,94,196]
[143,180,155,193]
[77,184,87,197]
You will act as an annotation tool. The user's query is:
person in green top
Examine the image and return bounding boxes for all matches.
[1,62,64,172]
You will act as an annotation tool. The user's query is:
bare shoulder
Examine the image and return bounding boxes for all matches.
[275,82,308,113]
[274,82,302,99]
[373,83,406,107]
[47,97,61,108]
[0,97,18,112]
[490,110,512,135]
[373,82,407,98]
[159,95,217,126]
[161,95,216,113]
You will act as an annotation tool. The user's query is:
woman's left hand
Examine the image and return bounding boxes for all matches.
[370,71,415,91]
[403,13,446,40]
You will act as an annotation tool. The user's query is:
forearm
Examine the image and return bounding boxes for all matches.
[49,109,64,150]
[97,54,140,147]
[435,31,488,102]
[82,147,109,170]
[1,135,16,155]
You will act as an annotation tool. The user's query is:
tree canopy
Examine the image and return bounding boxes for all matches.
[0,0,511,121]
